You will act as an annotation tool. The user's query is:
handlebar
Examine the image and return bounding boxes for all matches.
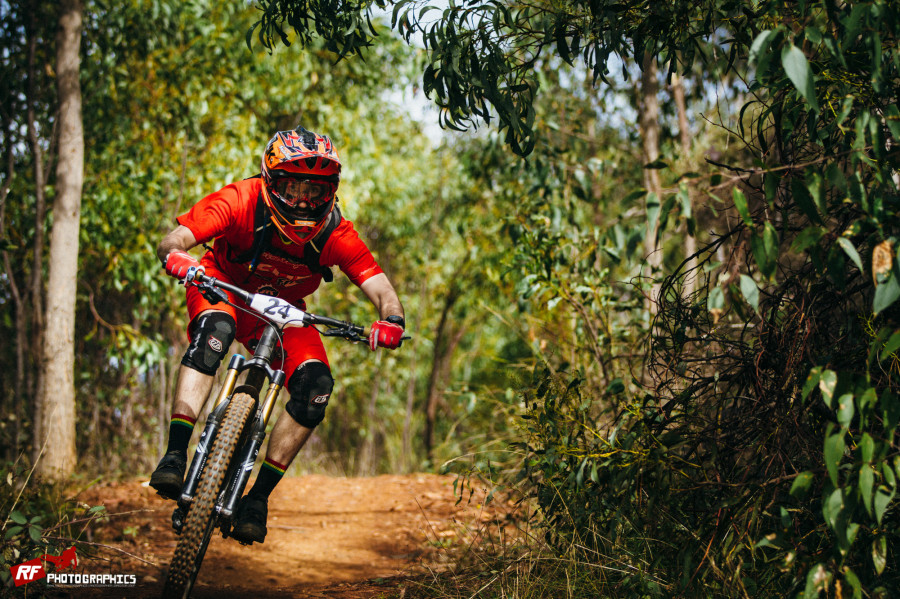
[188,270,371,343]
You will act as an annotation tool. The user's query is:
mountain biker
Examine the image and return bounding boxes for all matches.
[150,126,405,545]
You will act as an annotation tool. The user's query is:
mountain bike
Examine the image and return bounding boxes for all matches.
[161,270,378,598]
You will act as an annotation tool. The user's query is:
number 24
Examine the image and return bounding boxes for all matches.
[263,298,291,319]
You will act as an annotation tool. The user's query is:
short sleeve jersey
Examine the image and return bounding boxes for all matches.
[176,177,383,306]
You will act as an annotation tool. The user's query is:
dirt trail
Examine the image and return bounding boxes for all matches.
[61,473,502,599]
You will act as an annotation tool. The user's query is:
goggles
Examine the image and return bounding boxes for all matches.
[273,176,337,210]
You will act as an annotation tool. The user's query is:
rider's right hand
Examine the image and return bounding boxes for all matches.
[164,250,204,284]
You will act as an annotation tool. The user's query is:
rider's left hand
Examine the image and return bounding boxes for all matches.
[369,320,404,351]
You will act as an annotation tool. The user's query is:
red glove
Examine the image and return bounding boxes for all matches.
[369,319,404,351]
[164,250,203,283]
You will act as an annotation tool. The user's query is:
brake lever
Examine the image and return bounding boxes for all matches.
[321,327,368,343]
[196,281,229,305]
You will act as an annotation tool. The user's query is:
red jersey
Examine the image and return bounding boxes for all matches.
[177,177,382,306]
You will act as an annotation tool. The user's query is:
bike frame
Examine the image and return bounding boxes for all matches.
[170,272,368,537]
[162,270,400,598]
[172,320,286,535]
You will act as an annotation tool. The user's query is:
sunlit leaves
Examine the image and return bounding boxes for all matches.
[739,274,759,312]
[790,471,815,497]
[750,221,779,280]
[248,0,381,58]
[781,44,819,113]
[824,429,845,487]
[837,238,863,273]
[733,188,752,226]
[872,537,887,575]
[252,0,738,155]
[874,271,900,314]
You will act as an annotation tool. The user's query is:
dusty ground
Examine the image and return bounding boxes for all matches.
[38,473,514,599]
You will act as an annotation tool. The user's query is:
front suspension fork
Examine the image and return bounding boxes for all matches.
[172,355,245,532]
[220,371,285,521]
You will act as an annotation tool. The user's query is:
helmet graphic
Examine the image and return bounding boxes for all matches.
[261,126,341,245]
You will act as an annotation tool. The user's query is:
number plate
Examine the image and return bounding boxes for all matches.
[249,295,307,327]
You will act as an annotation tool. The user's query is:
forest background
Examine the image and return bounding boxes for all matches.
[2,0,900,597]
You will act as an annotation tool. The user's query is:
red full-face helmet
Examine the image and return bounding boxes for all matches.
[261,126,341,245]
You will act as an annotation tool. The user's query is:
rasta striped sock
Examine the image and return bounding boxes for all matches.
[165,413,196,455]
[248,458,287,500]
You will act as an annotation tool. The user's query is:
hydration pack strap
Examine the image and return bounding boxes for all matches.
[229,189,340,283]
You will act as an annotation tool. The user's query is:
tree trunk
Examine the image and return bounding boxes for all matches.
[424,321,465,463]
[37,0,83,480]
[423,285,458,462]
[25,5,48,463]
[357,351,383,476]
[671,71,698,297]
[0,131,24,460]
[639,52,663,314]
[402,279,425,472]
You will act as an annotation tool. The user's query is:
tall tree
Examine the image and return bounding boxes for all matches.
[25,2,48,457]
[669,71,698,297]
[638,52,662,313]
[37,0,83,479]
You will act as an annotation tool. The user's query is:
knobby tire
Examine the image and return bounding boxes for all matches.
[161,393,256,599]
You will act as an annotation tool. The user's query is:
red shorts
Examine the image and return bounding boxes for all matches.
[185,266,329,380]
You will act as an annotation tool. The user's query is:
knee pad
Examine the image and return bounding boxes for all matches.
[285,361,334,429]
[181,312,236,375]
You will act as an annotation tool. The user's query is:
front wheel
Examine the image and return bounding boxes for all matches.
[161,393,256,599]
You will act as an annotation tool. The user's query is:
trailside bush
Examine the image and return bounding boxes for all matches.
[0,460,107,593]
[520,1,900,597]
[520,363,899,597]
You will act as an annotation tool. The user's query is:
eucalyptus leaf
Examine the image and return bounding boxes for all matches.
[872,537,887,575]
[859,465,874,516]
[873,486,894,525]
[822,488,843,530]
[836,393,855,428]
[739,275,760,312]
[836,238,863,273]
[789,471,814,497]
[708,286,725,313]
[803,564,829,599]
[874,272,900,314]
[782,44,819,112]
[824,432,845,487]
[749,29,777,66]
[802,367,822,400]
[818,370,838,408]
[859,433,875,464]
[733,188,753,226]
[842,568,862,599]
[880,331,900,361]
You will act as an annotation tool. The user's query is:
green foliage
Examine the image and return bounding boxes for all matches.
[252,0,752,155]
[1,0,461,476]
[0,460,106,591]
[380,0,900,596]
[249,0,385,57]
[4,0,900,594]
[519,361,898,595]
